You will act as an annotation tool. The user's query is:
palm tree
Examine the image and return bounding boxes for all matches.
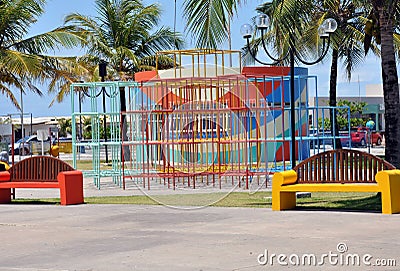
[250,0,400,165]
[64,0,183,80]
[64,0,184,159]
[254,0,380,149]
[364,1,400,167]
[0,0,84,109]
[81,116,93,139]
[314,1,375,149]
[49,0,185,104]
[57,118,72,137]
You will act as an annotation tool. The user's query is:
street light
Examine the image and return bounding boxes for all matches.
[241,15,337,167]
[99,60,109,164]
[77,80,85,141]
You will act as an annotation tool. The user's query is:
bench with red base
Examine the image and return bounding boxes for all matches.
[0,156,84,205]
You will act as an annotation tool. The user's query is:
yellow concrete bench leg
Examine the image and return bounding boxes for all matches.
[273,191,296,211]
[376,170,400,214]
[272,170,298,211]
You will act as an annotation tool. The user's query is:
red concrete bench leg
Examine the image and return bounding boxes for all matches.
[0,188,11,204]
[0,172,11,203]
[58,171,84,205]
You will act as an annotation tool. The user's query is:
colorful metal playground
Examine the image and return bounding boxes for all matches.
[70,49,350,190]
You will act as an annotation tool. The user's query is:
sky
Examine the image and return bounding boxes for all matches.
[0,0,388,118]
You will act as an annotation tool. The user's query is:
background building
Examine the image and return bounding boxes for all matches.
[310,84,387,131]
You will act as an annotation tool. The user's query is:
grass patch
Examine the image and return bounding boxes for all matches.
[296,192,381,211]
[10,199,60,205]
[11,192,272,207]
[11,192,381,211]
[85,192,272,207]
[63,160,112,171]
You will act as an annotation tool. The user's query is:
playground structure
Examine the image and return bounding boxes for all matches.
[71,81,126,188]
[71,49,350,190]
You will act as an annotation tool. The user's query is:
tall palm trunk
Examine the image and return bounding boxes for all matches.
[377,6,400,167]
[329,49,342,149]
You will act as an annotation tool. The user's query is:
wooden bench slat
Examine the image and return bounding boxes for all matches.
[327,152,331,181]
[10,156,74,182]
[294,149,395,184]
[303,160,309,182]
[336,151,340,181]
[357,153,360,181]
[369,157,373,182]
[349,152,353,181]
[343,150,346,181]
[314,158,317,182]
[363,155,367,181]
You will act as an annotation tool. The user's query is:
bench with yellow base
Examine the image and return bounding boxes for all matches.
[272,149,400,214]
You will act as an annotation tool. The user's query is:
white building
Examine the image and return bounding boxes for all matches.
[0,116,70,142]
[310,84,390,131]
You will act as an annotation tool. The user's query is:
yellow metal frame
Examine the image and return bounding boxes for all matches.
[156,48,242,78]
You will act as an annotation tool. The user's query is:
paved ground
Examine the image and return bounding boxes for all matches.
[0,205,399,271]
[2,145,398,270]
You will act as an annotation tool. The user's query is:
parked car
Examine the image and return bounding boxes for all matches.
[8,135,51,155]
[341,127,383,147]
[309,129,333,147]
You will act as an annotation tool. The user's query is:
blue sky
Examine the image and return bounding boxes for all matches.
[0,0,386,117]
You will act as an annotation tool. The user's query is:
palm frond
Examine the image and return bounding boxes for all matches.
[52,0,180,104]
[0,83,20,109]
[10,26,87,54]
[0,0,46,47]
[1,49,44,80]
[183,0,243,49]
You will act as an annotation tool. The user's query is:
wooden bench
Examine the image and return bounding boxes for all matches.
[0,156,84,205]
[272,149,400,214]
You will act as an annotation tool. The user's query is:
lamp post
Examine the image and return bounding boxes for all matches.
[20,89,24,156]
[241,15,337,167]
[78,80,85,141]
[99,60,109,164]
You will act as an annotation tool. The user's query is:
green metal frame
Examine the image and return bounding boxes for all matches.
[71,81,138,189]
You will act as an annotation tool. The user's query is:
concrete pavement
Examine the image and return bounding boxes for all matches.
[2,145,399,270]
[0,204,399,271]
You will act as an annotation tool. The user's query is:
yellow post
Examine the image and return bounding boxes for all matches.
[375,170,400,214]
[50,145,60,157]
[272,170,297,211]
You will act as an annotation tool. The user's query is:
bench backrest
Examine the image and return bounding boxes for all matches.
[293,149,395,184]
[9,156,75,182]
